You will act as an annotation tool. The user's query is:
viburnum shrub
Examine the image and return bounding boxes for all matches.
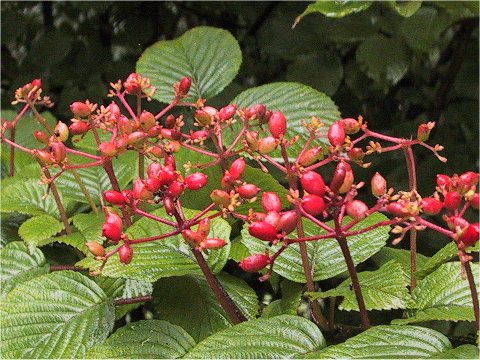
[1,26,478,359]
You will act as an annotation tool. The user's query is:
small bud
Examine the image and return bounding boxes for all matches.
[459,171,479,189]
[347,147,365,161]
[302,194,327,216]
[185,173,208,190]
[445,216,469,230]
[117,116,133,134]
[54,121,69,142]
[470,193,480,210]
[298,147,323,166]
[139,111,156,131]
[340,118,361,134]
[210,189,231,206]
[70,101,92,117]
[31,78,42,89]
[191,130,209,142]
[182,229,203,244]
[197,218,211,238]
[229,158,246,180]
[459,223,479,246]
[371,172,387,197]
[69,121,90,135]
[244,130,259,151]
[51,142,67,163]
[248,104,267,121]
[34,149,54,164]
[421,197,443,216]
[248,221,278,242]
[86,242,105,257]
[417,123,432,142]
[34,130,49,144]
[202,237,227,249]
[118,244,134,265]
[147,146,165,159]
[268,111,287,139]
[239,254,269,272]
[262,192,282,212]
[107,102,121,120]
[124,73,143,95]
[301,171,326,196]
[258,136,277,154]
[218,104,237,122]
[277,211,298,234]
[237,184,260,199]
[99,142,118,157]
[328,121,346,147]
[444,192,462,211]
[194,106,218,126]
[346,200,368,221]
[178,76,192,95]
[127,131,148,145]
[103,190,126,205]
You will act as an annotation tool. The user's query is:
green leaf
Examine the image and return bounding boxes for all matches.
[295,1,372,23]
[137,26,242,103]
[87,320,196,359]
[392,262,478,324]
[185,314,325,358]
[430,344,479,359]
[414,242,458,279]
[1,178,64,217]
[0,241,49,299]
[241,212,390,282]
[309,261,411,311]
[76,208,231,281]
[18,214,64,245]
[154,273,259,342]
[302,325,451,359]
[72,212,106,243]
[372,247,428,281]
[226,82,341,160]
[262,280,303,317]
[388,1,423,17]
[0,271,115,358]
[356,34,410,87]
[39,232,89,253]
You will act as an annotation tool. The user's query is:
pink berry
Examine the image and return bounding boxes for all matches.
[167,181,185,197]
[218,104,237,122]
[118,244,133,265]
[229,158,246,180]
[301,171,326,196]
[459,171,479,188]
[103,190,126,205]
[262,192,282,212]
[277,211,299,234]
[185,173,208,190]
[102,222,122,242]
[69,121,90,135]
[340,118,360,134]
[202,238,227,249]
[460,223,480,246]
[237,184,260,199]
[421,197,443,216]
[444,192,462,211]
[248,222,279,242]
[144,177,163,193]
[371,172,387,197]
[31,78,42,88]
[34,130,49,144]
[302,194,327,216]
[386,202,408,218]
[298,147,323,167]
[328,121,346,147]
[239,254,269,272]
[268,111,287,139]
[436,174,451,189]
[99,142,118,157]
[470,193,480,210]
[346,200,368,221]
[124,73,143,94]
[178,76,191,95]
[70,101,91,117]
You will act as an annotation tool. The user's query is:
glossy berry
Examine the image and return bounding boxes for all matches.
[301,171,326,196]
[219,104,237,121]
[330,161,353,194]
[102,222,122,242]
[69,121,90,135]
[445,216,469,230]
[70,101,91,117]
[51,142,67,163]
[268,111,287,138]
[178,76,191,95]
[191,130,209,141]
[444,191,462,211]
[182,229,203,244]
[229,158,246,180]
[421,197,443,216]
[118,244,134,265]
[459,223,480,247]
[459,171,479,188]
[133,179,153,200]
[99,142,117,157]
[31,78,42,88]
[144,177,163,193]
[103,190,126,205]
[346,200,368,221]
[340,118,361,134]
[239,254,269,272]
[167,181,184,197]
[277,211,299,234]
[237,184,260,199]
[298,147,323,166]
[470,193,480,210]
[348,147,365,161]
[34,130,49,144]
[262,192,282,212]
[202,238,227,249]
[86,242,105,257]
[185,173,208,190]
[248,221,279,242]
[124,73,142,94]
[328,122,346,147]
[371,172,387,197]
[436,174,451,189]
[386,202,408,218]
[302,194,327,216]
[164,196,176,216]
[264,211,281,228]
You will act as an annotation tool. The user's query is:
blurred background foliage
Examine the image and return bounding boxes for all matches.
[1,1,478,251]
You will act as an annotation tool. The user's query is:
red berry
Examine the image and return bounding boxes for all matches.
[139,111,156,131]
[104,190,126,205]
[301,171,326,196]
[99,142,117,157]
[470,193,480,209]
[102,222,122,242]
[445,216,469,230]
[436,174,451,189]
[330,161,354,194]
[185,173,208,190]
[202,238,227,249]
[133,179,153,200]
[268,111,287,139]
[302,194,327,216]
[144,177,163,192]
[239,254,269,272]
[70,101,91,117]
[298,147,323,166]
[460,223,480,246]
[444,192,462,211]
[328,122,346,147]
[197,218,211,238]
[371,172,387,197]
[247,104,267,121]
[347,147,365,161]
[262,192,282,212]
[164,196,176,216]
[167,181,184,197]
[346,200,368,221]
[229,158,246,180]
[248,222,279,242]
[340,118,360,134]
[69,121,90,135]
[51,142,67,163]
[277,211,299,234]
[86,242,106,257]
[386,202,408,218]
[158,168,177,185]
[124,73,142,94]
[182,229,203,244]
[147,162,162,178]
[34,130,49,144]
[34,149,54,164]
[118,244,133,265]
[459,171,479,188]
[191,130,209,141]
[210,190,231,206]
[421,197,443,216]
[31,78,42,88]
[178,76,191,95]
[218,104,237,122]
[107,102,121,120]
[264,211,281,228]
[237,184,260,199]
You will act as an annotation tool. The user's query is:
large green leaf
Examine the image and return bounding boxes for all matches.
[309,261,411,311]
[414,242,458,279]
[185,315,325,358]
[76,208,231,281]
[39,232,89,253]
[392,261,478,324]
[430,344,479,359]
[0,271,115,358]
[87,320,196,359]
[262,280,303,318]
[226,82,341,160]
[154,273,259,342]
[18,214,64,245]
[1,178,64,217]
[137,26,242,103]
[72,212,106,243]
[302,325,451,359]
[372,247,428,282]
[241,212,390,282]
[0,241,49,299]
[296,1,372,22]
[388,1,423,17]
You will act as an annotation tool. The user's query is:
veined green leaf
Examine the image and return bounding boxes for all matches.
[295,1,372,25]
[18,214,64,245]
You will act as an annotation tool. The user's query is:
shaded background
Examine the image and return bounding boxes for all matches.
[2,1,478,251]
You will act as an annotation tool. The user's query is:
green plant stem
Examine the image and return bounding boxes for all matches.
[192,248,247,324]
[37,159,73,234]
[9,127,15,176]
[334,216,370,329]
[464,260,479,330]
[403,146,417,290]
[114,295,153,306]
[66,160,99,214]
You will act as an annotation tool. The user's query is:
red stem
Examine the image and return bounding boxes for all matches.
[133,207,176,227]
[114,295,153,306]
[464,261,479,330]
